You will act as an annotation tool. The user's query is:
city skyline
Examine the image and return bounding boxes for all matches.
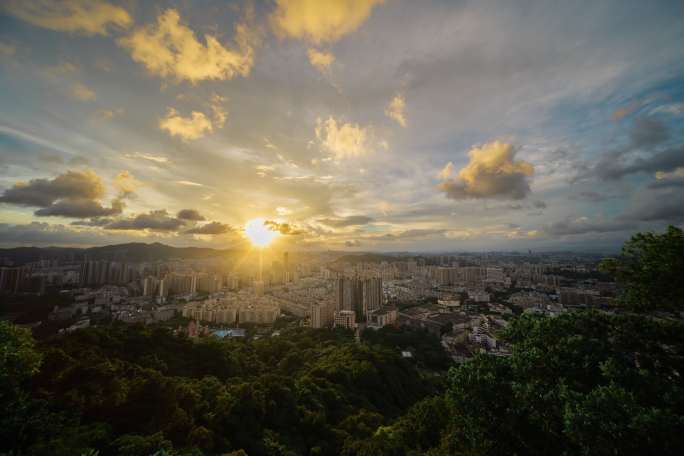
[1,0,684,252]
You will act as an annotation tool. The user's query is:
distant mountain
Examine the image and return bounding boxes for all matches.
[332,252,400,264]
[0,242,237,265]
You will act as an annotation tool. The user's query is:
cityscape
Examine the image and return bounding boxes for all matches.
[2,244,614,362]
[1,1,683,455]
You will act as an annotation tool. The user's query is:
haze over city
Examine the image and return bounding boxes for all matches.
[1,0,683,252]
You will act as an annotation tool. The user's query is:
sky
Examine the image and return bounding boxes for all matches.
[0,0,683,252]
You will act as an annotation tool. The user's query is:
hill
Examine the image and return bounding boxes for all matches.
[0,242,237,264]
[332,253,400,264]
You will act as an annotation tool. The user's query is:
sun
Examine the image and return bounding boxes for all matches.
[244,218,279,247]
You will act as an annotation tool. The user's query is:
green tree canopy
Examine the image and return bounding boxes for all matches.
[600,225,684,311]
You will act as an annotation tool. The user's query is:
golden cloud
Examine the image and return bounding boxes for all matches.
[655,167,684,180]
[118,9,256,83]
[4,0,131,36]
[316,116,370,159]
[113,170,142,195]
[159,108,213,141]
[307,48,335,74]
[385,93,407,127]
[271,0,384,45]
[439,141,534,200]
[71,82,96,101]
[210,94,227,128]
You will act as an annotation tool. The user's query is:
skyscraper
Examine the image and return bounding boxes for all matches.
[362,277,383,316]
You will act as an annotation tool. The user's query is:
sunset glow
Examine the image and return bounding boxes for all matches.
[244,218,279,247]
[0,0,682,252]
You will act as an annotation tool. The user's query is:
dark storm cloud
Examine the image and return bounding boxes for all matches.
[185,221,232,235]
[345,240,361,247]
[105,210,185,231]
[177,209,206,221]
[318,215,374,227]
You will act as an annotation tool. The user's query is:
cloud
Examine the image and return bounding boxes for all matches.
[0,41,16,57]
[0,170,105,207]
[270,0,384,45]
[34,198,123,218]
[307,48,334,74]
[177,209,205,221]
[118,9,256,83]
[438,141,534,200]
[0,169,128,219]
[210,94,228,128]
[385,94,407,127]
[185,221,231,235]
[96,108,123,120]
[570,191,609,202]
[105,210,185,232]
[176,180,204,187]
[112,170,141,196]
[315,116,372,159]
[70,218,113,227]
[71,83,96,101]
[541,216,635,237]
[159,108,213,140]
[318,215,373,227]
[344,239,361,247]
[598,146,684,180]
[124,153,169,164]
[621,188,684,222]
[264,220,305,235]
[649,168,684,189]
[3,0,131,36]
[594,118,672,180]
[366,228,448,242]
[651,103,684,116]
[629,117,669,149]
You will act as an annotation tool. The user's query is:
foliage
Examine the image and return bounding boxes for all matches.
[360,325,451,371]
[2,323,435,455]
[600,225,684,311]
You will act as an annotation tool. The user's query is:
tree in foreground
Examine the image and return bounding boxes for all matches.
[600,225,684,311]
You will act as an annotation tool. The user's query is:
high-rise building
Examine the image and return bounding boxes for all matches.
[158,277,169,301]
[463,266,484,283]
[333,309,356,329]
[343,277,363,315]
[142,276,160,296]
[485,267,505,283]
[310,302,333,328]
[362,277,383,315]
[0,266,32,293]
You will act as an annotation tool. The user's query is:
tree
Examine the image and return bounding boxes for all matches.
[600,225,684,311]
